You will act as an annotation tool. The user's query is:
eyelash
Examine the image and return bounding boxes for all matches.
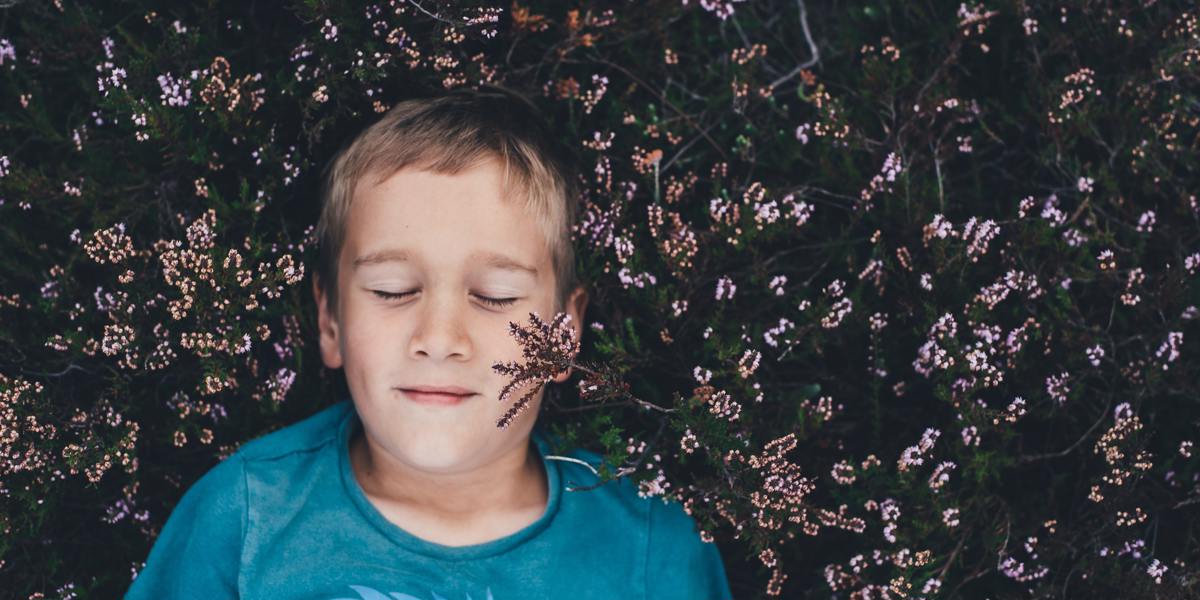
[370,290,517,308]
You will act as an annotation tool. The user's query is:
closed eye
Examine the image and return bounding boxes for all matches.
[370,290,415,302]
[476,295,519,308]
[370,290,518,308]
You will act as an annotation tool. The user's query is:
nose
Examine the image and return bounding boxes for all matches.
[406,291,473,362]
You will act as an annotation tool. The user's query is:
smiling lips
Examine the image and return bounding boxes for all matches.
[399,386,477,406]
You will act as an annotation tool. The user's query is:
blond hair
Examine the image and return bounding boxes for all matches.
[315,84,582,317]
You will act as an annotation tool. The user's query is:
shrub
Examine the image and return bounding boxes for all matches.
[0,1,1197,597]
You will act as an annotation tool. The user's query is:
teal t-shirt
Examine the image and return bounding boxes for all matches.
[125,399,733,599]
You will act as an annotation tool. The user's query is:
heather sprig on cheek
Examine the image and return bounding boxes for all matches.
[495,309,684,430]
[492,311,581,430]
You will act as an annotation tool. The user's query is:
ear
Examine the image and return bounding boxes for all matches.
[551,284,590,384]
[312,273,344,369]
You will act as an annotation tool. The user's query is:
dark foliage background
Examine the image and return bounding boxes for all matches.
[1,0,1198,598]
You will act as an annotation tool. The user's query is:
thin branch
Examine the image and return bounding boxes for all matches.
[1018,397,1113,463]
[567,361,677,414]
[406,0,458,26]
[562,417,668,492]
[661,117,719,173]
[19,363,95,378]
[544,454,600,475]
[767,0,820,92]
[1173,496,1200,510]
[587,56,729,162]
[936,531,969,582]
[550,399,639,414]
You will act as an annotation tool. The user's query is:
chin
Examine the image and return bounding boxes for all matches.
[373,413,489,469]
[394,439,487,474]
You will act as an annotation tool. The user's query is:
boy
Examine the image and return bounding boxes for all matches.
[126,84,733,599]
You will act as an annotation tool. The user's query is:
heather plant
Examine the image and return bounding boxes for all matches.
[1,1,1198,598]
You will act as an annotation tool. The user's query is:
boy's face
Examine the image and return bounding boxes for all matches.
[313,157,588,475]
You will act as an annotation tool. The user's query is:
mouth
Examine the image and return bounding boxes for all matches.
[398,388,478,406]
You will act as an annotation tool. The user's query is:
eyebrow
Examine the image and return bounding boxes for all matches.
[353,248,539,277]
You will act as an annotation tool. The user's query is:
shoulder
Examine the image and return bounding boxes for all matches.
[539,439,732,599]
[534,430,648,524]
[165,449,248,527]
[539,437,665,528]
[645,490,706,544]
[127,448,248,596]
[534,429,710,530]
[644,491,733,600]
[234,400,350,463]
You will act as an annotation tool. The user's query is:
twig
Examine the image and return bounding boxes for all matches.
[567,362,677,414]
[544,454,600,475]
[19,363,94,378]
[661,117,719,172]
[933,142,945,213]
[729,13,754,51]
[768,0,820,92]
[1018,396,1112,463]
[1174,496,1200,510]
[588,56,729,162]
[550,399,639,414]
[1064,196,1092,227]
[562,417,669,492]
[406,0,458,26]
[936,532,969,582]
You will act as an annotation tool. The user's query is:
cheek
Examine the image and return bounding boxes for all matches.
[339,312,369,347]
[337,310,394,365]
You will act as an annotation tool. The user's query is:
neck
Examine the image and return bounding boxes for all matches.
[349,423,548,521]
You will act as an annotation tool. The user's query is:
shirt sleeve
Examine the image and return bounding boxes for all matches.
[125,453,247,600]
[645,495,734,600]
